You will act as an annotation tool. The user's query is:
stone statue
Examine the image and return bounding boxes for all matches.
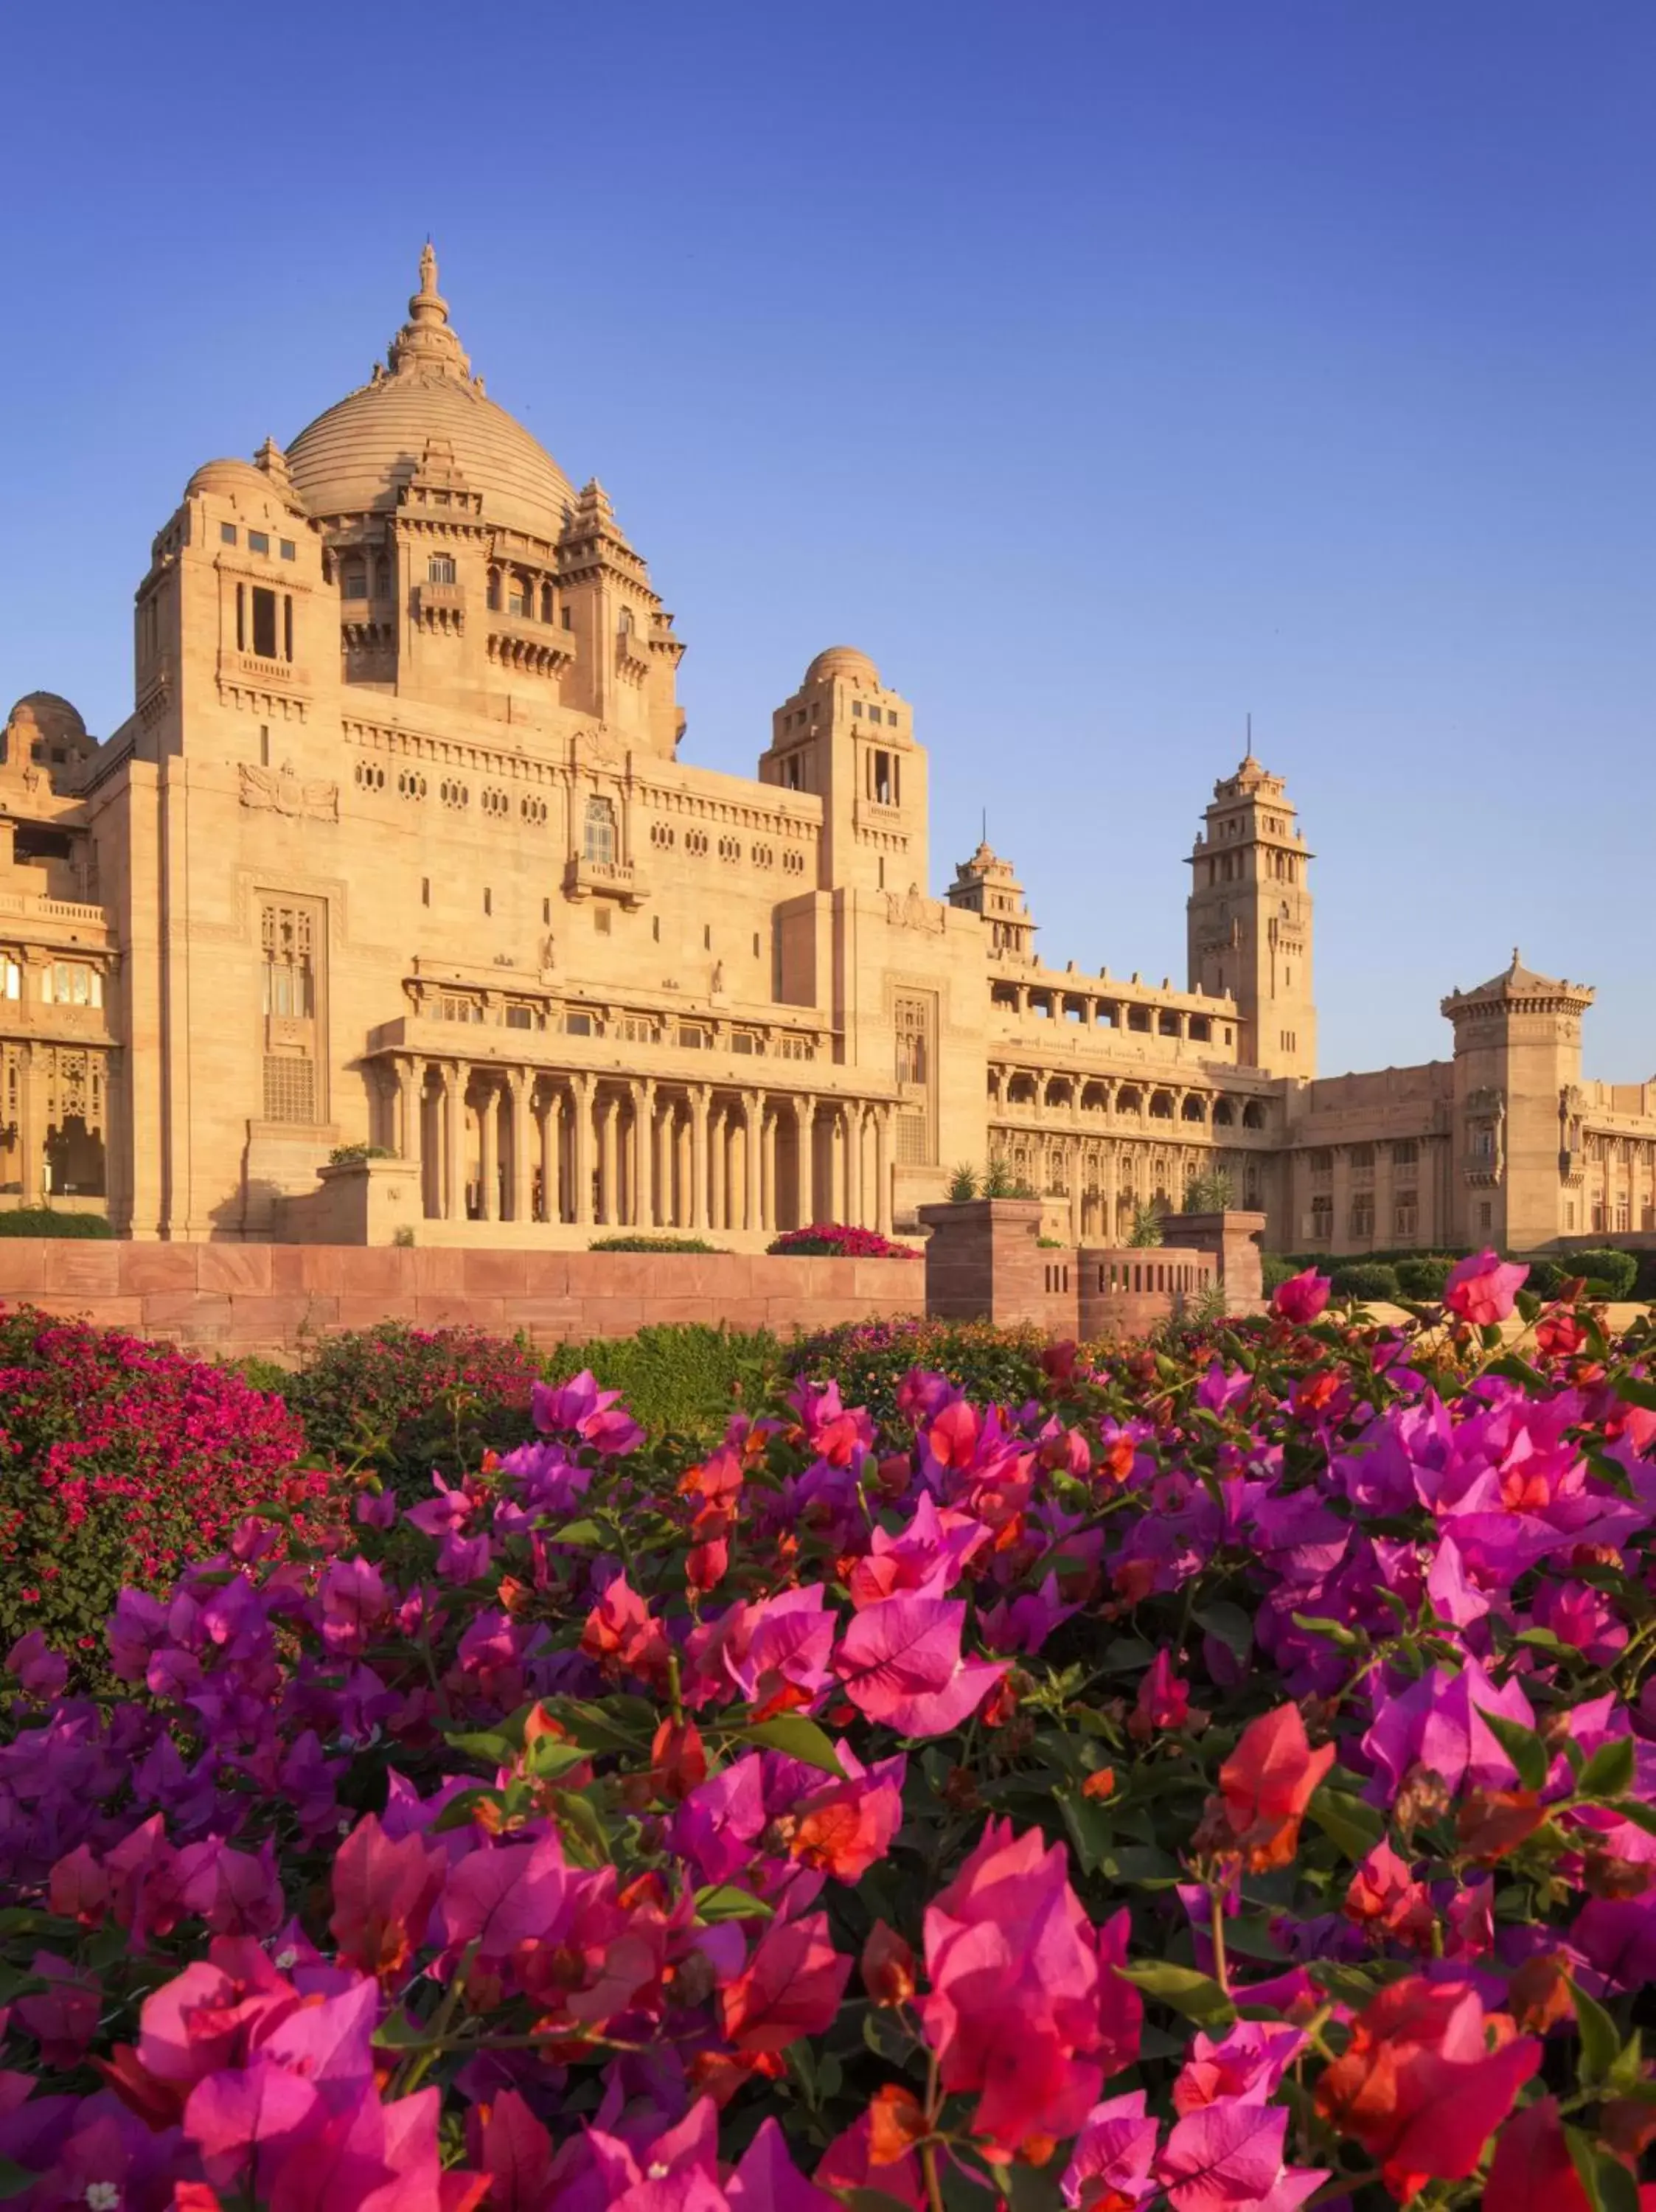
[710,959,726,996]
[539,931,557,978]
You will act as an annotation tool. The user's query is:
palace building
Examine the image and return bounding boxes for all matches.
[2,248,1653,1257]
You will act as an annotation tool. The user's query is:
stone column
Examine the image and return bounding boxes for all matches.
[709,1103,727,1232]
[636,1078,657,1230]
[875,1105,894,1236]
[1068,1142,1083,1245]
[17,1044,43,1206]
[1331,1144,1353,1256]
[538,1085,559,1222]
[836,1104,856,1227]
[597,1092,618,1226]
[396,1057,421,1166]
[1374,1142,1395,1253]
[796,1095,815,1225]
[744,1089,762,1233]
[442,1063,465,1221]
[762,1103,779,1234]
[507,1069,532,1222]
[478,1079,500,1221]
[689,1084,711,1232]
[571,1072,594,1228]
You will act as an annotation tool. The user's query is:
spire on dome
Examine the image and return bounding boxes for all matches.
[386,240,474,383]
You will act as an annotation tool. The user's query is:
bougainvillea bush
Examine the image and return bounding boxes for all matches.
[3,1253,1656,2207]
[768,1222,921,1259]
[0,1307,331,1658]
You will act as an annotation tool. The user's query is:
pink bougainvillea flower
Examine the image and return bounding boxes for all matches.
[1314,1976,1540,2199]
[816,2110,926,2208]
[1130,1647,1190,1737]
[1060,2090,1161,2208]
[1156,2100,1325,2212]
[532,1368,644,1455]
[1217,1705,1335,1870]
[833,1593,1006,1737]
[847,1492,992,1609]
[329,1815,446,1983]
[1272,1270,1331,1325]
[726,2115,842,2209]
[1360,1656,1537,1801]
[1172,2021,1307,2117]
[6,1629,69,1701]
[1444,1248,1529,1326]
[719,1909,852,2057]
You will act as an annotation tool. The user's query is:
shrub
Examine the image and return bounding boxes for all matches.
[1127,1201,1164,1248]
[1395,1254,1453,1299]
[792,1314,1046,1425]
[1329,1259,1401,1302]
[327,1142,395,1166]
[1562,1246,1639,1300]
[947,1162,979,1201]
[281,1322,541,1496]
[0,1304,328,1659]
[1261,1253,1298,1293]
[0,1208,114,1239]
[1182,1167,1235,1212]
[549,1323,783,1438]
[766,1222,919,1259]
[982,1155,1035,1199]
[588,1234,722,1253]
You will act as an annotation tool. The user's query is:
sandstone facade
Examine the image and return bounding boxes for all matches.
[2,248,1652,1259]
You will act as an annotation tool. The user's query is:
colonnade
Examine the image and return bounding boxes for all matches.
[378,1057,897,1236]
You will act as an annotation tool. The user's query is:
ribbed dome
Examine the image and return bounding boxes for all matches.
[286,247,577,542]
[186,456,273,501]
[805,645,880,686]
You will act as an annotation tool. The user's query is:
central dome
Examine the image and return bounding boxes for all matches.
[286,247,577,543]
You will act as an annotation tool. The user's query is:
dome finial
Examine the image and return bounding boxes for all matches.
[386,241,471,382]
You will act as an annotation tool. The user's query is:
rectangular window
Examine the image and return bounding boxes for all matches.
[236,582,246,651]
[562,605,573,630]
[1394,1194,1419,1239]
[262,1057,316,1124]
[260,905,314,1018]
[1391,1138,1418,1166]
[1479,1200,1493,1234]
[1,959,18,1000]
[566,1013,594,1037]
[1310,1195,1333,1239]
[220,522,237,545]
[887,709,898,726]
[872,749,893,804]
[42,961,102,1007]
[251,586,278,659]
[428,553,456,584]
[282,594,293,662]
[504,1005,532,1030]
[595,908,612,935]
[852,701,863,717]
[678,1024,710,1049]
[279,538,296,561]
[508,579,529,616]
[248,530,269,556]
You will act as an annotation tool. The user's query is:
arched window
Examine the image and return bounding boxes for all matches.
[342,560,367,601]
[508,572,530,616]
[428,553,456,585]
[486,568,502,612]
[583,796,617,866]
[540,581,554,623]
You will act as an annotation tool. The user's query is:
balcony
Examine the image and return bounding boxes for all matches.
[487,614,575,677]
[564,855,647,908]
[222,651,310,695]
[412,580,465,633]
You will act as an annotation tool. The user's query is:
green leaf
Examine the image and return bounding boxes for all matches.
[1565,2129,1641,2212]
[1114,1961,1236,2025]
[443,1729,516,1767]
[0,2160,39,2202]
[1608,1797,1656,1837]
[1569,1978,1623,2087]
[1577,1737,1637,1801]
[431,1787,498,1832]
[1058,1790,1112,1876]
[549,1518,605,1546]
[740,1714,847,1778]
[1290,1613,1364,1650]
[1307,1785,1385,1860]
[523,1735,594,1783]
[694,1883,775,1922]
[371,2007,429,2049]
[1194,1601,1253,1663]
[1614,1375,1656,1411]
[1478,1707,1551,1793]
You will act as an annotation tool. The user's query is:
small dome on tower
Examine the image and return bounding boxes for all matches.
[805,645,880,686]
[185,456,272,501]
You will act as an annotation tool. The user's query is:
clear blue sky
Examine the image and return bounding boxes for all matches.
[3,1,1652,1079]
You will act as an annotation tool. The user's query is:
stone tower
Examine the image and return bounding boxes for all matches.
[756,647,927,899]
[945,837,1035,959]
[1186,752,1315,1079]
[1440,953,1595,1252]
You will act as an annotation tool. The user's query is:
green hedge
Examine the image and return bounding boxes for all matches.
[548,1324,783,1438]
[0,1208,114,1239]
[1329,1261,1401,1302]
[588,1235,723,1254]
[1531,1248,1640,1301]
[1394,1256,1453,1299]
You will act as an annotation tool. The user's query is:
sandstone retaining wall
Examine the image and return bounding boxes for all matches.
[0,1242,926,1363]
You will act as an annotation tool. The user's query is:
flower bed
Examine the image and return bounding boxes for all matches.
[768,1221,921,1259]
[1,1256,1655,2207]
[0,1304,331,1659]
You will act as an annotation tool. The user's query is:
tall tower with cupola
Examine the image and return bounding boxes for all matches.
[1186,752,1316,1078]
[757,647,928,898]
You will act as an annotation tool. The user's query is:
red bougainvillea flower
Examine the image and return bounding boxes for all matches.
[1216,1705,1335,1871]
[720,1909,852,2058]
[1130,1647,1190,1738]
[1444,1248,1529,1326]
[1314,1975,1541,2199]
[1484,2096,1593,2212]
[1271,1269,1330,1324]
